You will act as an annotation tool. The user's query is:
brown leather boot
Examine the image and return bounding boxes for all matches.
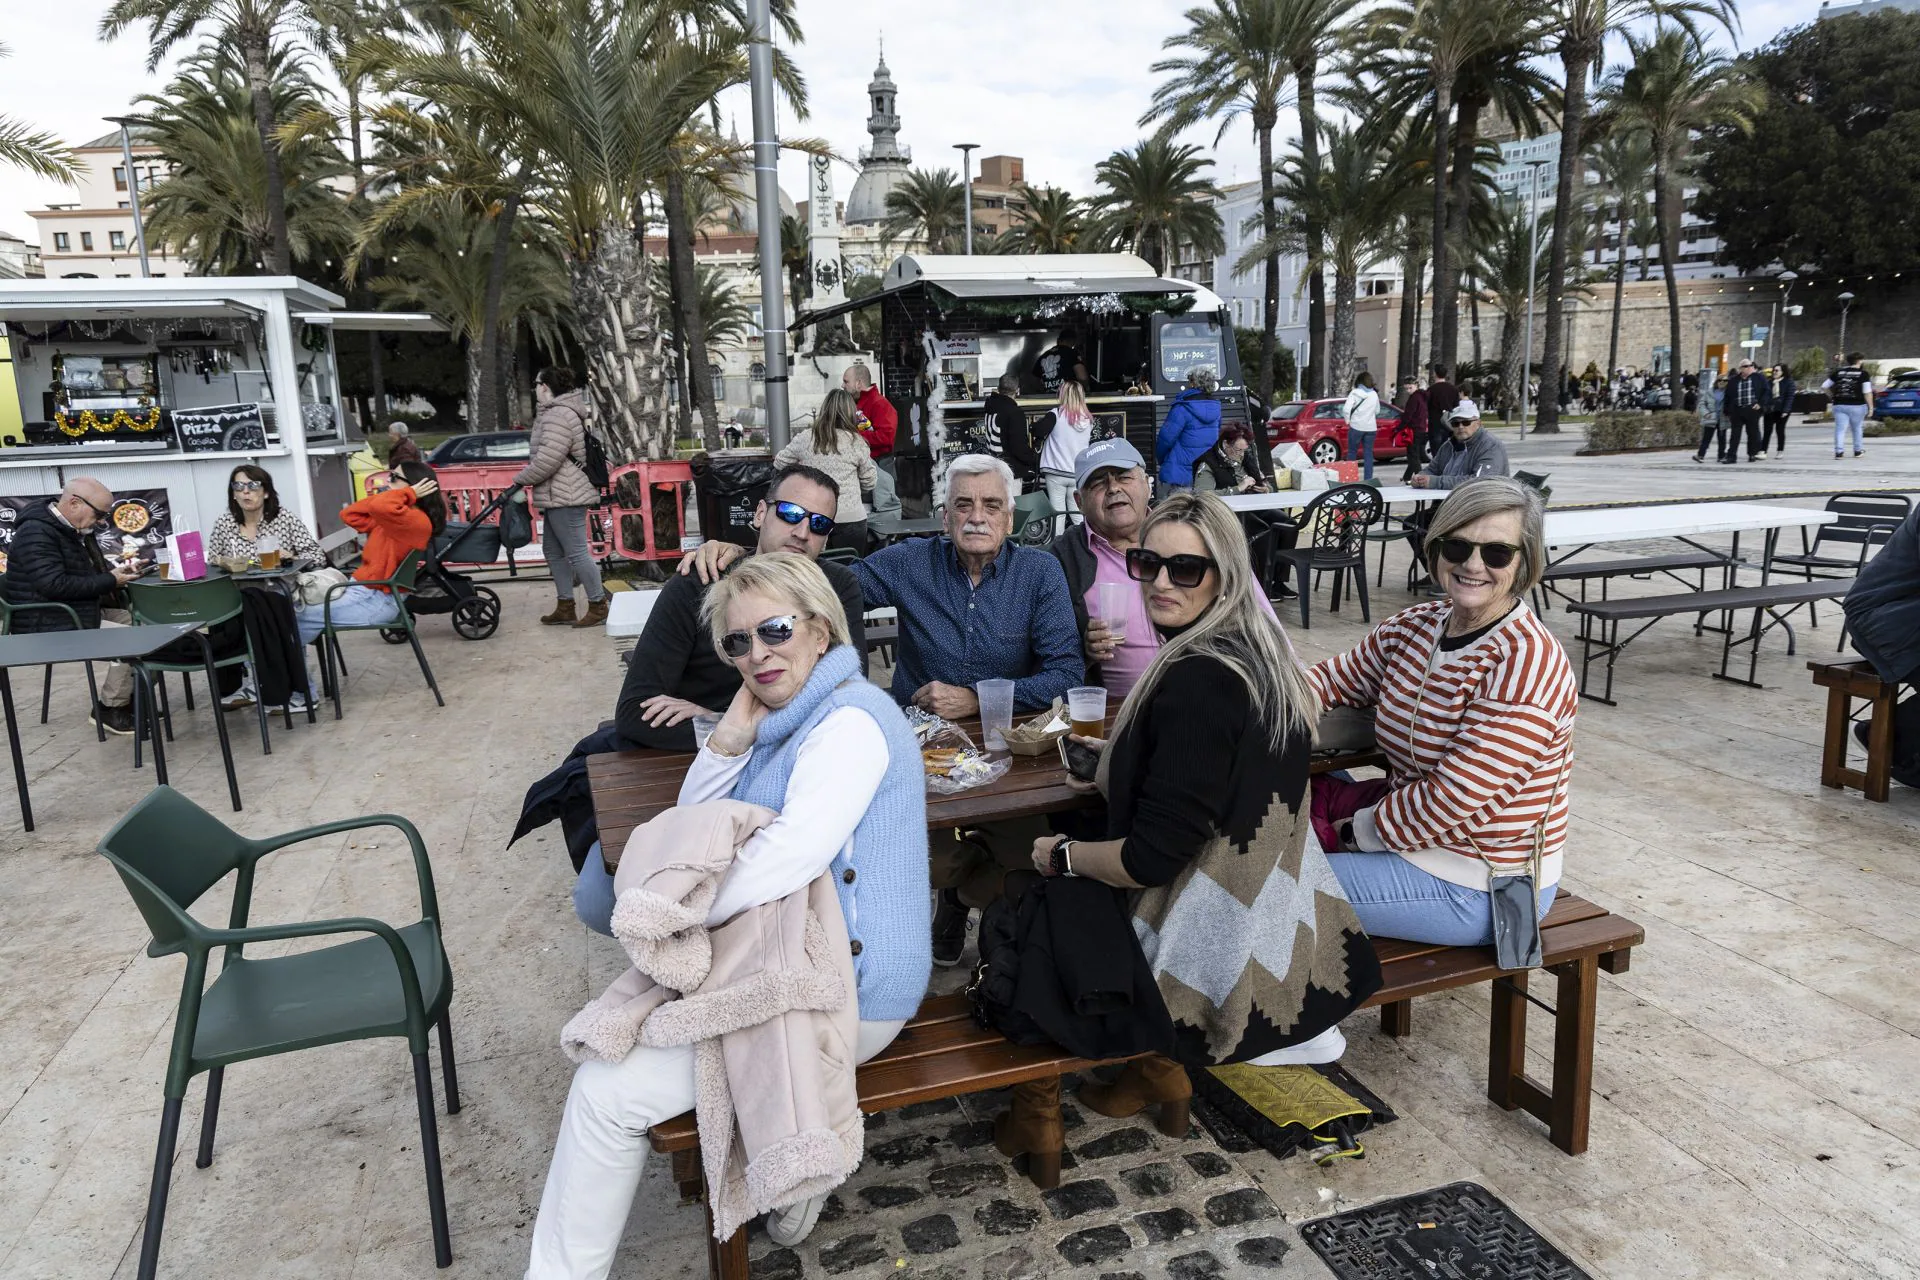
[1078,1055,1193,1138]
[573,597,610,628]
[540,599,577,626]
[993,1078,1065,1189]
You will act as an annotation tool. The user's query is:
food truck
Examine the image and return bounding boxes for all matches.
[795,254,1251,509]
[0,276,439,564]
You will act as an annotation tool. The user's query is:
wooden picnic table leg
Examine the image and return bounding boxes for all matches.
[1820,683,1851,791]
[1548,954,1599,1156]
[1865,681,1896,803]
[1486,973,1528,1113]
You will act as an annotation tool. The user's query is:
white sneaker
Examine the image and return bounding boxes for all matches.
[220,687,255,711]
[765,1194,825,1246]
[1246,1025,1347,1067]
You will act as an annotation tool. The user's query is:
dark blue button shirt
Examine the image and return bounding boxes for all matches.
[852,536,1085,711]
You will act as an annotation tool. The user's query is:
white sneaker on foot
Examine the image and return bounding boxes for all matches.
[1246,1024,1347,1066]
[765,1194,825,1246]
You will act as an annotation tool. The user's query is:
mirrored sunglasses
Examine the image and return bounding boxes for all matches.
[231,480,265,493]
[720,613,810,659]
[772,499,834,536]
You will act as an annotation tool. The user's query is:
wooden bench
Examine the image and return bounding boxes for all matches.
[1535,549,1734,613]
[1810,659,1897,802]
[651,892,1642,1280]
[1566,579,1852,704]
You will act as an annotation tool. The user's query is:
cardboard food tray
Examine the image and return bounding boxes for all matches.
[1001,702,1071,756]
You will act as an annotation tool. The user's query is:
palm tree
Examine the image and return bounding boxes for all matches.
[1002,186,1085,254]
[1466,200,1552,418]
[653,261,751,350]
[1584,123,1653,380]
[101,0,313,274]
[1628,198,1658,281]
[1532,0,1734,432]
[1607,28,1762,400]
[136,41,354,274]
[1088,137,1225,275]
[1245,124,1410,391]
[882,168,965,254]
[0,43,79,180]
[361,0,760,460]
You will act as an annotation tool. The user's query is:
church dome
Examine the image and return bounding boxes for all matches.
[845,45,912,226]
[846,162,911,226]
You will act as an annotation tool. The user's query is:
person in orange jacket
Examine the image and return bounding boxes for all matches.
[291,462,443,698]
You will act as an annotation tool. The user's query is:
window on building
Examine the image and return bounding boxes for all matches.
[53,232,70,252]
[117,201,130,210]
[114,166,127,191]
[80,232,94,251]
[110,231,126,251]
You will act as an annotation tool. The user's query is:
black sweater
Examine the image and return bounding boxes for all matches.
[613,558,867,751]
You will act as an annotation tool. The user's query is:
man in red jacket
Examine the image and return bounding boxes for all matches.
[844,361,900,516]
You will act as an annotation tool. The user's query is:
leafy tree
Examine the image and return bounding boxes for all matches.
[1531,0,1732,431]
[1606,27,1761,398]
[135,41,354,274]
[1466,199,1569,417]
[882,168,965,254]
[1234,326,1298,399]
[0,43,79,180]
[1584,122,1653,375]
[1088,137,1225,275]
[1001,186,1086,254]
[1695,12,1920,283]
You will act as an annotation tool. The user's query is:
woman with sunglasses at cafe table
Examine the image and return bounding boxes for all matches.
[525,553,928,1269]
[996,492,1381,1167]
[1309,476,1578,948]
[206,465,324,568]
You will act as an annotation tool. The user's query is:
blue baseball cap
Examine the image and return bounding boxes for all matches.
[1074,437,1147,490]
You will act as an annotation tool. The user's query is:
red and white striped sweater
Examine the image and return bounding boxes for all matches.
[1310,601,1578,890]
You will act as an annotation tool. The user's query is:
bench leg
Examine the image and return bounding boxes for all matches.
[704,1198,748,1280]
[1487,974,1528,1113]
[1379,999,1412,1038]
[1820,685,1851,791]
[1548,955,1599,1156]
[1866,685,1896,803]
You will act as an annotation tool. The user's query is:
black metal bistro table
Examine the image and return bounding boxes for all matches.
[0,622,237,831]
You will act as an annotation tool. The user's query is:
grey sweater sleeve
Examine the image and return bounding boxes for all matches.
[1428,432,1510,489]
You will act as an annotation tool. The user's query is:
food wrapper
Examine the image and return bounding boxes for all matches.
[906,707,1012,794]
[1001,699,1071,756]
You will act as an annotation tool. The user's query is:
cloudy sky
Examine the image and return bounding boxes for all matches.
[4,0,1812,248]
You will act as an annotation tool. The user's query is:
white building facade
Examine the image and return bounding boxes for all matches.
[28,131,191,280]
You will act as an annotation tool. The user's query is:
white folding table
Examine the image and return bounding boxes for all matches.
[1542,501,1837,573]
[1217,485,1430,513]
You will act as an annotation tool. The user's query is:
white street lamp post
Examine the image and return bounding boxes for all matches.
[105,116,151,278]
[1771,270,1797,367]
[955,144,979,255]
[1838,290,1856,355]
[746,0,790,447]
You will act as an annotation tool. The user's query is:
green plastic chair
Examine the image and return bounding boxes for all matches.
[0,592,102,737]
[97,785,458,1279]
[127,577,301,759]
[1013,490,1055,546]
[313,549,444,720]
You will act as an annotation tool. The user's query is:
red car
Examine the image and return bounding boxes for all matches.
[1265,398,1412,464]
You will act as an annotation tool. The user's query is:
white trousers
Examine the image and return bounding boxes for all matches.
[524,1018,906,1279]
[1043,471,1079,536]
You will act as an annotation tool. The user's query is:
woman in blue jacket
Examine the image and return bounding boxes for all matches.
[1155,367,1223,494]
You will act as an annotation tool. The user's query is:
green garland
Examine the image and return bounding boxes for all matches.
[928,288,1197,324]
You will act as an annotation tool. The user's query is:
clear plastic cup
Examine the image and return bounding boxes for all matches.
[1094,581,1132,643]
[976,678,1016,751]
[691,713,722,752]
[1066,686,1108,738]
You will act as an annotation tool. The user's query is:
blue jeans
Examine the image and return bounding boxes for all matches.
[572,842,616,936]
[294,585,401,692]
[1327,850,1556,946]
[1833,403,1867,454]
[1348,429,1376,481]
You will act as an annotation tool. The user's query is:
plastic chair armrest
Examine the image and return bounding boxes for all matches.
[6,600,86,630]
[247,814,441,920]
[206,916,430,1028]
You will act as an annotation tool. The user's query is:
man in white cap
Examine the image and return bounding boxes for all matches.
[1409,397,1509,490]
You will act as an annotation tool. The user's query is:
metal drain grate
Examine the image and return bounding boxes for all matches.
[1300,1181,1591,1280]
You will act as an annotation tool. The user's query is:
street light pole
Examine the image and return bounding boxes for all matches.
[105,116,150,278]
[1771,270,1797,366]
[1519,159,1547,437]
[746,0,790,448]
[954,143,979,255]
[1838,290,1856,356]
[1697,303,1713,370]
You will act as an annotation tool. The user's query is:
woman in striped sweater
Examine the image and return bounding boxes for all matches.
[1310,477,1578,945]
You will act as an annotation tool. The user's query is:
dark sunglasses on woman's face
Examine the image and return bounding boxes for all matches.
[771,499,835,537]
[720,613,809,659]
[1436,537,1518,570]
[231,480,265,493]
[1125,547,1217,588]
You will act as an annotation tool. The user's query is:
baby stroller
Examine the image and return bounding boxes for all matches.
[378,484,515,644]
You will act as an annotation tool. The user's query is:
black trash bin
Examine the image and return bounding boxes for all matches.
[692,450,775,548]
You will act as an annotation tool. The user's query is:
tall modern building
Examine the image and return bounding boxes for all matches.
[29,130,189,278]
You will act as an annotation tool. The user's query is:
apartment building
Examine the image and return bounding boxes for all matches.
[28,130,189,278]
[0,230,41,279]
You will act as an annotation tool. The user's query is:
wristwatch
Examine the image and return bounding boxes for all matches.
[1336,819,1357,852]
[1048,837,1077,877]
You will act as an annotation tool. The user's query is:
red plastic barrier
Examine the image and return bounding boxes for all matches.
[369,459,691,563]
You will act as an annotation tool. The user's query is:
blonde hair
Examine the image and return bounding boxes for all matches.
[1057,380,1090,423]
[1112,492,1317,749]
[812,389,860,456]
[700,552,850,659]
[1423,476,1547,596]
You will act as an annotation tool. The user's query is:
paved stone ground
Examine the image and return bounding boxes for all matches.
[3,436,1919,1278]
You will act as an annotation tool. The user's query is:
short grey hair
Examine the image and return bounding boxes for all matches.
[1423,476,1547,596]
[387,421,410,436]
[946,453,1019,506]
[1185,366,1218,394]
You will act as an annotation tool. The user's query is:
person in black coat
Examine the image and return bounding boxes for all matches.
[1765,365,1797,455]
[983,374,1040,486]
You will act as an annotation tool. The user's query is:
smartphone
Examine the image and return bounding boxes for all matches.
[1058,735,1101,782]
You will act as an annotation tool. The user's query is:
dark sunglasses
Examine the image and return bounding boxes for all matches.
[770,499,835,537]
[74,495,112,519]
[1436,537,1519,570]
[230,480,265,493]
[1126,548,1217,588]
[720,613,810,658]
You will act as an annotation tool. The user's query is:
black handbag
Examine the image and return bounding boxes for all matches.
[498,492,534,550]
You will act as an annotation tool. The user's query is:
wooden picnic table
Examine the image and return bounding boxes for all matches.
[587,711,1384,869]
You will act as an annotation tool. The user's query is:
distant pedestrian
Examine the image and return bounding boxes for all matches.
[1825,353,1874,459]
[1724,358,1773,462]
[1765,365,1796,454]
[386,421,423,469]
[1399,376,1431,482]
[1342,371,1381,481]
[1427,365,1461,423]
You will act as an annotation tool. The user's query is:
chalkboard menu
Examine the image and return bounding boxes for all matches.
[173,402,269,453]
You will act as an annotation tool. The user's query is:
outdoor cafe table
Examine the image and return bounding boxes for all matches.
[1217,485,1430,513]
[588,713,1382,870]
[0,622,213,832]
